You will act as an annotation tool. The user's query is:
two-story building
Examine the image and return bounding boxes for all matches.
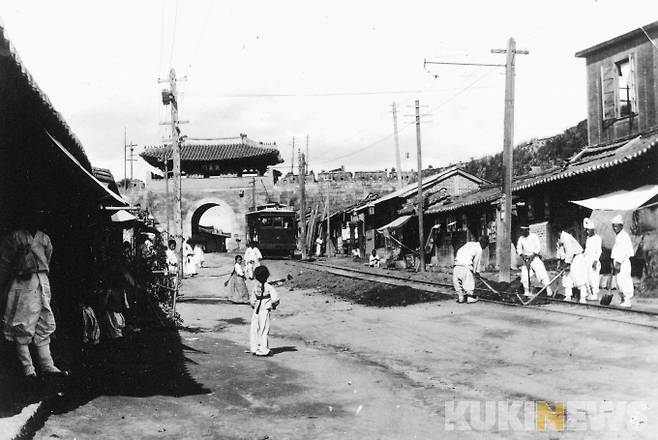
[422,22,658,281]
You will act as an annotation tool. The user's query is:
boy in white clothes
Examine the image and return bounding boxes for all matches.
[583,218,602,300]
[249,265,280,356]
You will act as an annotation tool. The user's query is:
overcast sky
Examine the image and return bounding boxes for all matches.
[2,0,658,181]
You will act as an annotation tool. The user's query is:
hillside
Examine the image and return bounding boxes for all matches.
[458,119,589,184]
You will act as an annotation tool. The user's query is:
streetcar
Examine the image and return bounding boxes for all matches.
[245,203,297,257]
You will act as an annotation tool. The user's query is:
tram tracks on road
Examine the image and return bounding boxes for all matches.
[286,259,658,330]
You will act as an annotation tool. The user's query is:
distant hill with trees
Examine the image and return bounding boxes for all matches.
[455,119,589,184]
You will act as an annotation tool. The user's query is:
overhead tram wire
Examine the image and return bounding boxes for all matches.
[310,69,497,166]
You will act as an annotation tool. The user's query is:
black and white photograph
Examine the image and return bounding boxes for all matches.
[1,1,658,438]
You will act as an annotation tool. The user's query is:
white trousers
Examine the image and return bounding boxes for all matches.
[3,273,55,346]
[616,259,634,299]
[561,254,588,299]
[250,309,271,355]
[520,257,551,295]
[586,260,601,295]
[453,266,475,296]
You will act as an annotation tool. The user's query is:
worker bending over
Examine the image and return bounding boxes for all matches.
[453,236,489,304]
[517,225,553,297]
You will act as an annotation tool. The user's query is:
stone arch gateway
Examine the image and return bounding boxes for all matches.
[183,198,238,249]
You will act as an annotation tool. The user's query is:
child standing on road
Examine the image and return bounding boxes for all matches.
[226,255,249,304]
[249,265,280,356]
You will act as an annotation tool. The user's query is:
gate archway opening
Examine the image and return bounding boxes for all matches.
[184,199,237,252]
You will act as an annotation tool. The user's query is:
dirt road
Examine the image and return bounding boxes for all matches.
[32,253,658,439]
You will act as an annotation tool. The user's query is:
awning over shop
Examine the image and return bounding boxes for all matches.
[570,184,658,211]
[111,210,137,223]
[46,131,127,206]
[376,215,412,237]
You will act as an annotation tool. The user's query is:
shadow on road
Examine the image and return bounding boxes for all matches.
[270,346,298,355]
[3,328,209,438]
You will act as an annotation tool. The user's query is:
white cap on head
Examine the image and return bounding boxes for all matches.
[611,214,624,225]
[583,218,596,229]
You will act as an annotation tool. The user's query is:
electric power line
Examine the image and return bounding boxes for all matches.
[310,69,497,165]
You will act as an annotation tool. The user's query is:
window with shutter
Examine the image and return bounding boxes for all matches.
[616,58,635,117]
[600,61,617,124]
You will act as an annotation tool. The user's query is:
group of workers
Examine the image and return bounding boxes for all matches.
[453,215,635,307]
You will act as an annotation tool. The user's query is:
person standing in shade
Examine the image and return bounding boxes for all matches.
[0,210,62,377]
[166,239,179,275]
[453,236,489,304]
[556,227,588,303]
[611,215,634,307]
[184,239,198,277]
[516,225,553,297]
[583,218,602,301]
[249,265,280,356]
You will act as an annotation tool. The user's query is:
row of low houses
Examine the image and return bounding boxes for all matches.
[319,21,658,283]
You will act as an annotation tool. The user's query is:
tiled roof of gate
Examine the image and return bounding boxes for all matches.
[140,138,283,168]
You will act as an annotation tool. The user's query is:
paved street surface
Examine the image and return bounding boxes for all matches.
[33,253,658,439]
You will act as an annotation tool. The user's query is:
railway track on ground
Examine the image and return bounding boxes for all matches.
[286,259,658,329]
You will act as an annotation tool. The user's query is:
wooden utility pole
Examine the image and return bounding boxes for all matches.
[124,128,127,191]
[163,148,171,233]
[424,40,527,281]
[123,129,137,192]
[306,135,309,174]
[392,102,403,189]
[326,182,331,257]
[252,177,256,210]
[492,38,528,282]
[291,137,295,176]
[414,100,425,272]
[299,151,307,260]
[159,68,184,278]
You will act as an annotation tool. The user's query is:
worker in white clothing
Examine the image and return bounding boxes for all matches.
[556,228,588,303]
[516,225,553,297]
[611,215,634,307]
[244,242,261,280]
[453,236,489,304]
[369,249,381,268]
[583,218,602,300]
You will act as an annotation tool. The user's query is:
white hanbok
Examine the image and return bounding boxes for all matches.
[584,233,602,298]
[0,230,56,346]
[611,228,634,303]
[184,243,198,276]
[193,244,205,268]
[249,282,280,356]
[517,233,552,296]
[557,231,588,302]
